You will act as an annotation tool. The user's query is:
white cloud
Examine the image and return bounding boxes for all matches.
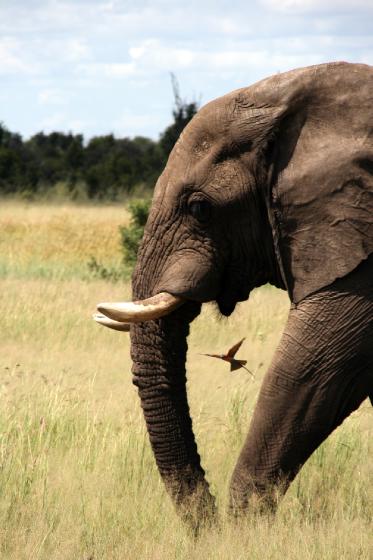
[39,112,67,131]
[129,45,147,60]
[0,0,372,140]
[64,38,91,62]
[113,110,164,137]
[204,48,323,75]
[212,17,241,35]
[360,51,373,64]
[36,0,86,30]
[128,40,196,71]
[38,88,67,105]
[66,119,93,134]
[261,0,373,12]
[0,37,39,75]
[77,61,136,78]
[125,38,325,77]
[34,112,95,137]
[97,1,116,13]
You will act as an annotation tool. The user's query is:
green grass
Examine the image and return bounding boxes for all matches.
[0,200,372,559]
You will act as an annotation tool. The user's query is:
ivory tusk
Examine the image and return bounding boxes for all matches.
[93,313,131,332]
[97,291,184,323]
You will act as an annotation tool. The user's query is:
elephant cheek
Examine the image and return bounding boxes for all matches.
[155,256,221,303]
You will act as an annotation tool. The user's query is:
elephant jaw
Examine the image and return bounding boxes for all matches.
[95,291,185,330]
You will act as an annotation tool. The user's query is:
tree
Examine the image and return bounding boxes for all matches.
[0,123,31,193]
[0,75,199,199]
[159,73,199,163]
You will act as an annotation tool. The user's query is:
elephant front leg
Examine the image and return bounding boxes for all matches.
[229,272,373,513]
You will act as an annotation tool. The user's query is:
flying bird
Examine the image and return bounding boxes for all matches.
[201,338,253,376]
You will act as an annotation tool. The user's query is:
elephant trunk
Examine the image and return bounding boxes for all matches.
[130,304,216,527]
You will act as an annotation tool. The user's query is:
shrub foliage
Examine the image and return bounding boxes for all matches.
[120,199,151,267]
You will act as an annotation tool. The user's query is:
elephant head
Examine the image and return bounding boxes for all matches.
[97,62,373,523]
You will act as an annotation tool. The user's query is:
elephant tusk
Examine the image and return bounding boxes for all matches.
[97,292,184,323]
[93,313,131,331]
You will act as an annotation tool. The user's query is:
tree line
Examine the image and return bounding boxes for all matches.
[0,84,198,200]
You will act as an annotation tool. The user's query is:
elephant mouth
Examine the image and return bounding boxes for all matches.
[94,291,185,330]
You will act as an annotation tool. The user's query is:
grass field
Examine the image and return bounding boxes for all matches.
[0,200,372,559]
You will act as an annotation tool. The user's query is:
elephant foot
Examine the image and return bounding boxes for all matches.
[229,471,283,517]
[171,479,218,536]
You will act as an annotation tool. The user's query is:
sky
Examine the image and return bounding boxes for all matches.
[1,0,372,141]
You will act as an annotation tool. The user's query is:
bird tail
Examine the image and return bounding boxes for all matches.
[230,359,247,372]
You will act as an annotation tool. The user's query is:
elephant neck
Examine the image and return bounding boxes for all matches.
[263,221,287,291]
[244,180,287,293]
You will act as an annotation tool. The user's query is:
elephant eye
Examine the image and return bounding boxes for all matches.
[188,200,212,223]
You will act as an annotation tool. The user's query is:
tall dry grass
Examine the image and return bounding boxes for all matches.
[0,200,129,279]
[0,200,372,559]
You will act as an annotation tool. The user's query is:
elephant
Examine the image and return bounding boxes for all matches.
[96,62,373,525]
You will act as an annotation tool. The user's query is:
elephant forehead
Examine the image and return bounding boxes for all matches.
[180,99,235,154]
[152,172,179,209]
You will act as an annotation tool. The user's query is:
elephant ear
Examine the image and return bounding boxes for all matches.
[251,62,373,303]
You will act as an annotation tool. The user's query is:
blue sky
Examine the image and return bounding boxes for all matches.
[1,0,372,140]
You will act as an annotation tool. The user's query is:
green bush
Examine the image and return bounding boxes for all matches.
[120,199,151,267]
[86,256,127,282]
[86,198,150,281]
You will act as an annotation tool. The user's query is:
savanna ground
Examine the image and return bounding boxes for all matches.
[0,199,372,559]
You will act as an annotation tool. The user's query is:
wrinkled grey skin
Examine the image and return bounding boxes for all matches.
[130,62,373,525]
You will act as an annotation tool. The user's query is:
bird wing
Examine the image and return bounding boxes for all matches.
[230,360,254,377]
[230,359,247,372]
[227,338,245,358]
